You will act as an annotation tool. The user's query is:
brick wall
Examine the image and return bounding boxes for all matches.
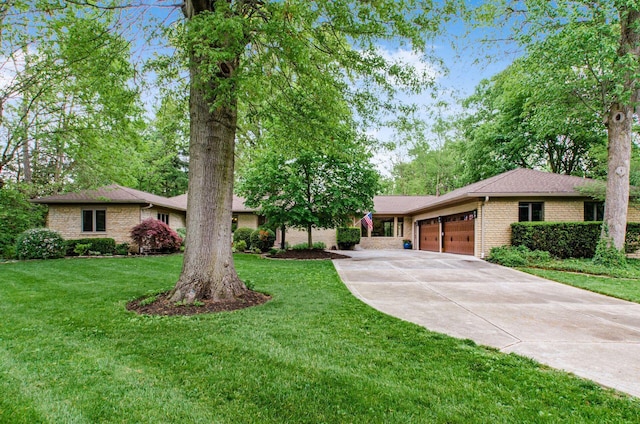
[141,207,186,231]
[359,216,412,250]
[236,213,259,230]
[284,228,338,248]
[47,204,141,244]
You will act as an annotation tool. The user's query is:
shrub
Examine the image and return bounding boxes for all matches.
[234,240,247,251]
[593,225,627,267]
[74,243,92,256]
[513,221,640,259]
[292,242,326,250]
[130,218,182,253]
[65,238,116,256]
[15,228,66,260]
[250,228,275,251]
[115,243,130,255]
[512,222,601,259]
[487,245,551,267]
[337,227,361,250]
[176,228,187,245]
[234,227,254,247]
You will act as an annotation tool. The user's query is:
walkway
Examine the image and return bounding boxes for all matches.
[333,249,640,398]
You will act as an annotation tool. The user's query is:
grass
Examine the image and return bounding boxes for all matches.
[520,258,640,303]
[1,255,639,423]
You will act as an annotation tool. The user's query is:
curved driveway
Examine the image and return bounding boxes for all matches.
[333,249,640,398]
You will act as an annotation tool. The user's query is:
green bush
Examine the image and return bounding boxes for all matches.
[15,228,66,260]
[66,238,116,256]
[337,227,361,250]
[115,243,130,255]
[513,222,640,259]
[234,227,254,247]
[234,240,247,251]
[250,228,275,251]
[487,245,551,267]
[176,228,187,245]
[291,242,326,250]
[511,222,601,259]
[74,243,92,256]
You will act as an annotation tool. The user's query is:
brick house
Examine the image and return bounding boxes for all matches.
[32,168,640,256]
[32,185,188,244]
[407,168,640,258]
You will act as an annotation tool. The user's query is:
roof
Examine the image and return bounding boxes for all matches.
[170,193,257,213]
[408,168,595,214]
[32,185,186,212]
[372,195,435,214]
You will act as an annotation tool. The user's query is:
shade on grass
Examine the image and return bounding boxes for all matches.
[1,255,639,423]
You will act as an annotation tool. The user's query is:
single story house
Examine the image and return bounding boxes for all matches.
[32,185,188,243]
[32,168,640,257]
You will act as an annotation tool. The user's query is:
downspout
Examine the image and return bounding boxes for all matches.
[481,196,488,258]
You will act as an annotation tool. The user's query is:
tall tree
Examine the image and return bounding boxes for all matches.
[169,0,443,303]
[0,4,143,194]
[459,59,606,183]
[466,0,640,251]
[137,95,189,197]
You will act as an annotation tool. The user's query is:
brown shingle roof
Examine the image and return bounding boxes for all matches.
[32,185,186,211]
[408,168,594,214]
[372,195,435,214]
[170,193,257,213]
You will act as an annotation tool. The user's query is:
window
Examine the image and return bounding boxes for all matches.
[584,202,604,221]
[372,217,394,237]
[232,214,238,232]
[157,213,170,225]
[518,202,544,222]
[82,209,106,232]
[397,218,404,238]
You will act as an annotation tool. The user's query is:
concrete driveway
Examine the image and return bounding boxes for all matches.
[333,249,640,398]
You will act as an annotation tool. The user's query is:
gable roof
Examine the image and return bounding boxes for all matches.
[32,185,186,212]
[408,168,595,214]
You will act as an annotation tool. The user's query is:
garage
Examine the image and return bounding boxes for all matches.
[419,218,440,252]
[442,212,475,255]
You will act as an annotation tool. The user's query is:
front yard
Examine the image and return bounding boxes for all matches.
[1,255,639,422]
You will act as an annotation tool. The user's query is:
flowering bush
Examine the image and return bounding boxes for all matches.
[250,228,275,251]
[130,218,183,253]
[15,228,66,260]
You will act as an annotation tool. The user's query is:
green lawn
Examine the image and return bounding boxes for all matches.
[1,255,639,423]
[521,259,640,303]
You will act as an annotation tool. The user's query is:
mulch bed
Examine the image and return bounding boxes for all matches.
[127,249,348,316]
[267,249,351,260]
[127,290,271,316]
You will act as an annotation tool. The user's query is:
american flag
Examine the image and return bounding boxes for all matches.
[361,212,373,230]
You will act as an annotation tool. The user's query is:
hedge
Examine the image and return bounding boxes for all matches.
[336,227,361,250]
[511,222,640,259]
[65,238,116,256]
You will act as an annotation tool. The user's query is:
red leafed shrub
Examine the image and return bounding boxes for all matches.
[130,218,183,253]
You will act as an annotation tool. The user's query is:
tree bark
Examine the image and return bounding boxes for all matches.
[601,6,640,250]
[603,104,632,249]
[170,0,247,303]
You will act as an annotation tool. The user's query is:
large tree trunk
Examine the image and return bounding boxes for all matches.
[603,104,632,249]
[170,0,247,303]
[601,6,640,250]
